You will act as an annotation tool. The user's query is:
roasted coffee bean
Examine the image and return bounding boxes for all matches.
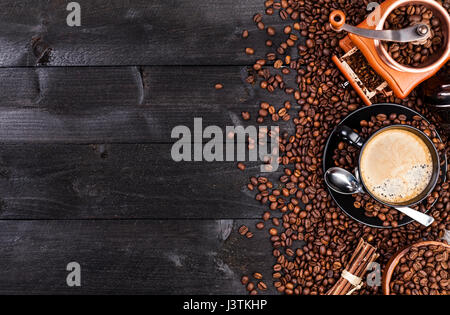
[253,13,262,23]
[242,111,251,120]
[245,47,255,55]
[238,225,248,235]
[283,26,292,34]
[258,281,268,291]
[267,26,276,36]
[253,272,263,280]
[306,39,315,48]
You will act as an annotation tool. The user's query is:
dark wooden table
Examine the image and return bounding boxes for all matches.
[0,0,298,294]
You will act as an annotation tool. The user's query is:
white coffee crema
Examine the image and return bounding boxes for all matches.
[360,128,433,204]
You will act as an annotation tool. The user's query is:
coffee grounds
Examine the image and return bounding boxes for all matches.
[344,50,385,91]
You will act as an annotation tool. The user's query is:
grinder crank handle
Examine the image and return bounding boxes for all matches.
[329,10,431,43]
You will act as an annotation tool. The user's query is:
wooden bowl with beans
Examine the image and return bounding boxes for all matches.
[382,240,450,295]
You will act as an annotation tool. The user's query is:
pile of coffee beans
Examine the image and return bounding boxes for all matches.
[332,113,446,227]
[383,4,445,67]
[239,0,450,295]
[389,243,449,295]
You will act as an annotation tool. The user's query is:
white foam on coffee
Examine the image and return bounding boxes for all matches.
[360,128,433,204]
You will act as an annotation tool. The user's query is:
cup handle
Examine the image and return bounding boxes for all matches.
[336,125,365,148]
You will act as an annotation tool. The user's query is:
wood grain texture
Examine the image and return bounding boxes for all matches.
[0,219,277,294]
[0,66,295,143]
[0,0,295,66]
[0,143,281,219]
[0,0,302,294]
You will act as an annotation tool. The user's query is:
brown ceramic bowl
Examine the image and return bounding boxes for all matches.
[382,240,450,295]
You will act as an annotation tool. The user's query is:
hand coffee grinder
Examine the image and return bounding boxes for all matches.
[330,0,450,106]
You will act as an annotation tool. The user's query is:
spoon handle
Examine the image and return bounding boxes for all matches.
[395,207,435,227]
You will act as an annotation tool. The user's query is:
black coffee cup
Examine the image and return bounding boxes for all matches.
[335,124,440,208]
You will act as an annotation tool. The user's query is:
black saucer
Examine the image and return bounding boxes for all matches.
[323,103,447,228]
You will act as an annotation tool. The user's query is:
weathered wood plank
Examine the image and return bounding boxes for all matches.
[0,66,294,143]
[0,219,276,294]
[0,143,281,219]
[0,0,294,66]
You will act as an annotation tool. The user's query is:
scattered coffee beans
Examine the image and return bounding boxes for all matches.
[239,0,450,295]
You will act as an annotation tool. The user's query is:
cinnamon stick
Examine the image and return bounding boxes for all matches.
[326,238,379,295]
